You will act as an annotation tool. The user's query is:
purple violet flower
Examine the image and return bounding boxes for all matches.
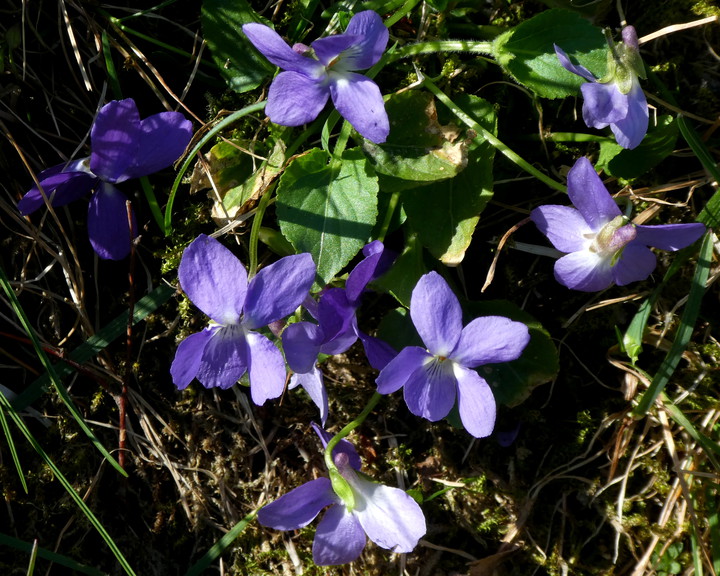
[170,234,316,405]
[530,157,706,292]
[555,26,648,149]
[284,241,397,424]
[376,272,530,438]
[242,11,390,143]
[258,424,426,565]
[18,99,192,259]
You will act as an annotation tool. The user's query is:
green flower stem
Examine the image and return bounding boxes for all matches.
[422,76,567,193]
[384,0,423,28]
[376,191,400,242]
[386,40,494,61]
[324,392,383,474]
[165,101,267,235]
[248,186,276,278]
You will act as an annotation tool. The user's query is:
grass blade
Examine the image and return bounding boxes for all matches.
[678,115,720,228]
[0,264,126,476]
[0,391,136,576]
[164,101,266,235]
[633,231,713,416]
[0,399,28,493]
[0,533,107,576]
[185,511,257,576]
[12,284,175,411]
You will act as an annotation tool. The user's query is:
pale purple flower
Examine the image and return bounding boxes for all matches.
[18,99,192,259]
[376,272,530,438]
[530,157,706,291]
[242,11,389,143]
[283,241,396,423]
[170,234,315,405]
[258,424,426,565]
[555,26,648,149]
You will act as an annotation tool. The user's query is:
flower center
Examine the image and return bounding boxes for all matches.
[590,215,637,261]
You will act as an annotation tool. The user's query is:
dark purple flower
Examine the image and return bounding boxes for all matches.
[257,424,425,565]
[376,272,530,438]
[18,99,192,259]
[283,241,396,423]
[530,157,706,291]
[242,11,389,143]
[170,234,316,405]
[555,26,648,149]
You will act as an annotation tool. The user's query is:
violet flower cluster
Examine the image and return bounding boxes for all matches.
[242,10,390,143]
[556,26,648,149]
[18,99,192,259]
[531,157,706,292]
[170,234,315,405]
[258,424,426,565]
[283,240,397,424]
[376,271,531,438]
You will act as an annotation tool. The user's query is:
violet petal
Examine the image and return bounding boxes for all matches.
[312,34,361,67]
[266,71,330,126]
[553,250,614,292]
[329,71,389,143]
[567,157,622,230]
[246,331,287,405]
[357,331,397,371]
[608,80,649,149]
[178,234,248,325]
[87,183,135,260]
[170,329,213,390]
[612,243,656,286]
[19,169,96,215]
[554,44,597,82]
[196,325,249,389]
[341,11,389,70]
[352,478,426,553]
[530,205,593,253]
[410,271,463,357]
[258,477,337,530]
[452,316,530,368]
[90,99,141,183]
[283,321,323,373]
[580,82,628,128]
[243,252,315,329]
[634,223,705,251]
[242,23,326,76]
[125,111,193,179]
[289,366,328,426]
[375,346,430,395]
[403,357,457,421]
[313,504,366,566]
[455,366,496,438]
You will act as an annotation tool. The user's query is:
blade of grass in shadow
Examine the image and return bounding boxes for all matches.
[0,398,27,493]
[661,395,720,467]
[0,534,106,576]
[185,511,257,576]
[164,101,266,235]
[0,392,136,576]
[708,485,720,575]
[26,539,38,576]
[678,116,720,228]
[632,232,713,417]
[12,284,175,411]
[0,264,125,477]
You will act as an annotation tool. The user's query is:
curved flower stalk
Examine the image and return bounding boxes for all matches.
[242,11,390,143]
[258,424,426,565]
[170,234,316,405]
[376,272,530,438]
[530,157,706,292]
[18,99,192,259]
[283,241,397,424]
[555,26,648,149]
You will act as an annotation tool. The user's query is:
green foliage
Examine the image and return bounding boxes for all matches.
[201,0,274,93]
[276,148,379,288]
[492,9,607,99]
